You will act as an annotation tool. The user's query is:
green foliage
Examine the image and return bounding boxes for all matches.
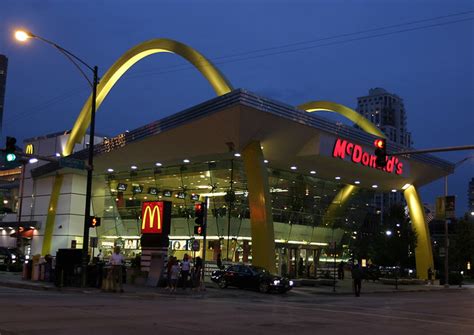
[349,204,417,270]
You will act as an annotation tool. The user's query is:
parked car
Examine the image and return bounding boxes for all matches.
[211,264,293,293]
[0,247,25,271]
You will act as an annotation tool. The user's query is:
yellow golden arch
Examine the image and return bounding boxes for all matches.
[142,204,162,231]
[44,38,432,279]
[63,38,233,156]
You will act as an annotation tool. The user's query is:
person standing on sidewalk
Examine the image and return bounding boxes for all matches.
[108,246,124,293]
[351,262,363,297]
[181,253,191,290]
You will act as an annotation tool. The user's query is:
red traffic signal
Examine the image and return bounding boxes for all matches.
[374,139,385,149]
[194,202,204,225]
[194,202,206,235]
[374,138,387,168]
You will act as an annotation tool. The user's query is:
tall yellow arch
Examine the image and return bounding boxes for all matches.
[299,100,433,279]
[298,101,385,138]
[63,38,233,156]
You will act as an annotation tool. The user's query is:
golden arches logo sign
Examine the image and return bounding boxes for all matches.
[25,144,34,155]
[141,201,164,234]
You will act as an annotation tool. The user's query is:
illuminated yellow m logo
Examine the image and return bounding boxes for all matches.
[25,144,34,155]
[142,203,162,232]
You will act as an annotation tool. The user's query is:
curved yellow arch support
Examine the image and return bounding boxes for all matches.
[64,38,234,156]
[301,100,433,279]
[298,101,386,138]
[323,185,358,226]
[404,185,434,280]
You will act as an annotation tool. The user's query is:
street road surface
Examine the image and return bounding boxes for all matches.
[0,286,472,335]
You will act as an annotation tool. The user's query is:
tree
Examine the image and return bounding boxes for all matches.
[450,214,474,273]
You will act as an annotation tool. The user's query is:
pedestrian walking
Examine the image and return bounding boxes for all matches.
[166,256,175,290]
[193,256,203,291]
[181,253,191,290]
[108,246,124,293]
[170,260,180,293]
[351,262,362,297]
[427,267,433,285]
[338,261,345,280]
[216,252,223,270]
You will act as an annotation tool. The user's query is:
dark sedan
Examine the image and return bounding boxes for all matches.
[211,264,293,293]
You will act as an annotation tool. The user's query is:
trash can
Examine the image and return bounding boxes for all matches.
[31,254,41,281]
[22,262,32,280]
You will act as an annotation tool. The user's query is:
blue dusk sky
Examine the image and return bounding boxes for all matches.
[1,0,473,215]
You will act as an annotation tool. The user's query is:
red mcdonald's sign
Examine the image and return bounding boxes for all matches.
[141,201,164,234]
[332,138,403,175]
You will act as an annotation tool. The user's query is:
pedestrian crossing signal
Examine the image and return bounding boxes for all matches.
[88,216,101,228]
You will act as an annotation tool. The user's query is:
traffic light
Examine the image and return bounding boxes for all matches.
[194,202,206,236]
[88,216,101,228]
[5,137,17,162]
[374,138,387,168]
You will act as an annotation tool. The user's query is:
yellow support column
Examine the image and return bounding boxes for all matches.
[242,141,276,273]
[404,185,434,280]
[41,174,64,256]
[323,185,358,226]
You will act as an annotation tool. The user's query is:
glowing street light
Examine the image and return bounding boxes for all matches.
[15,28,98,288]
[14,30,32,42]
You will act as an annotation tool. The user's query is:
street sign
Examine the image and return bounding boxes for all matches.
[59,157,86,170]
[435,196,456,220]
[445,196,456,219]
[192,239,200,251]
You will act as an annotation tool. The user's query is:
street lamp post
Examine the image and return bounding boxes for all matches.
[443,155,474,288]
[15,30,98,287]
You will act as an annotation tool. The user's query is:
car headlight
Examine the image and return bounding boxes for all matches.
[273,279,280,285]
[289,280,294,286]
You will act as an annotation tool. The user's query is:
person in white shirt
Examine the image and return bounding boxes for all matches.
[181,253,191,290]
[108,246,124,292]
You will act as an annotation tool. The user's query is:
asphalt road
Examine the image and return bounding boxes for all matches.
[0,286,472,335]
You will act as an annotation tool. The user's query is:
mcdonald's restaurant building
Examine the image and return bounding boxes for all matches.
[19,89,453,280]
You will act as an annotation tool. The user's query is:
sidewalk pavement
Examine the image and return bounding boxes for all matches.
[0,270,468,297]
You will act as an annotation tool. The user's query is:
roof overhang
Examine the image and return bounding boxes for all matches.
[34,89,454,191]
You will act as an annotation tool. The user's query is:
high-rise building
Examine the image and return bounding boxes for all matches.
[468,177,474,214]
[0,55,8,138]
[356,88,412,212]
[356,87,412,147]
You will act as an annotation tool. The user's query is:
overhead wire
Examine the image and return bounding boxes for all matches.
[5,11,473,127]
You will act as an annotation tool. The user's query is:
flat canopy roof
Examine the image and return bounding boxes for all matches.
[34,89,454,191]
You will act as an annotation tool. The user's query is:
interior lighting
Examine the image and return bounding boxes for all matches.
[234,153,241,157]
[183,159,190,163]
[264,160,269,164]
[55,153,61,157]
[372,184,378,188]
[310,170,316,174]
[29,158,38,164]
[107,168,114,173]
[131,165,138,170]
[290,166,297,170]
[402,183,411,190]
[354,181,360,185]
[335,176,341,180]
[391,189,397,193]
[155,162,162,167]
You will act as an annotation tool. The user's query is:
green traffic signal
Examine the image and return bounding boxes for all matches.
[5,136,17,162]
[6,153,16,162]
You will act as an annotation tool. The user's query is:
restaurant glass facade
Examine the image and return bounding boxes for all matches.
[91,159,376,276]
